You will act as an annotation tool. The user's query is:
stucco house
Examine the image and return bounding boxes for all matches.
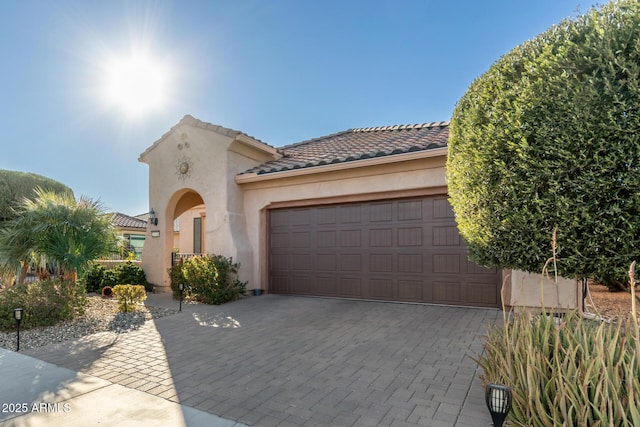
[139,115,580,310]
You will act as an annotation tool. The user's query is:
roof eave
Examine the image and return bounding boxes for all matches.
[234,133,280,158]
[235,146,448,184]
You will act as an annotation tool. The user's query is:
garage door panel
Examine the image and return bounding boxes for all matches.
[467,281,500,307]
[269,196,501,308]
[339,205,361,223]
[370,202,393,222]
[317,253,337,271]
[291,231,311,248]
[291,209,313,226]
[271,232,290,248]
[370,278,394,299]
[432,226,460,246]
[397,279,424,301]
[433,280,461,304]
[432,198,454,219]
[291,253,313,271]
[270,275,290,294]
[318,230,337,247]
[398,200,423,221]
[433,254,461,274]
[270,210,290,228]
[316,276,338,295]
[340,229,361,247]
[398,227,423,246]
[340,254,362,271]
[370,254,393,272]
[271,253,289,271]
[339,277,362,296]
[370,228,393,246]
[398,254,423,273]
[317,207,337,224]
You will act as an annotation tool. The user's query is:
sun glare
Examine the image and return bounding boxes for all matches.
[102,53,170,117]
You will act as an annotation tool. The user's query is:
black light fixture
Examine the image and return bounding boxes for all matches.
[148,209,158,226]
[485,384,512,427]
[13,308,24,352]
[178,283,184,312]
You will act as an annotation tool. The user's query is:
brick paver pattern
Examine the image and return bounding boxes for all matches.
[25,295,501,426]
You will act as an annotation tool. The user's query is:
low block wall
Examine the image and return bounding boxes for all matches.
[504,269,581,312]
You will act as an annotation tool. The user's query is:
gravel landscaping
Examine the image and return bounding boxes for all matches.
[0,295,178,351]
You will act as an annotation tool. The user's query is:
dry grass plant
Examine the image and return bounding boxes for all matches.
[478,234,640,425]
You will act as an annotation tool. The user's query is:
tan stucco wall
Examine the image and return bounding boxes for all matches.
[504,269,581,312]
[139,119,276,289]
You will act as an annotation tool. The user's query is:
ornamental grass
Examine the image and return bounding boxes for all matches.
[476,262,640,426]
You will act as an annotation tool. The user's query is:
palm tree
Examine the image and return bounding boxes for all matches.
[0,188,120,282]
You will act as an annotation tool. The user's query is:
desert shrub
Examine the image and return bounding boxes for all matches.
[83,261,150,293]
[476,310,640,425]
[169,254,246,305]
[112,284,147,313]
[83,263,106,293]
[115,261,153,291]
[114,261,151,292]
[101,269,118,288]
[0,279,87,330]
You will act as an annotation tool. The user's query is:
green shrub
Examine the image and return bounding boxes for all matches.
[83,263,106,293]
[448,0,640,287]
[0,280,87,330]
[101,269,118,288]
[112,284,147,313]
[169,254,246,305]
[476,310,640,425]
[82,261,150,293]
[114,261,151,292]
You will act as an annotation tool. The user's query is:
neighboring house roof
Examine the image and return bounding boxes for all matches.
[112,212,147,230]
[240,121,449,176]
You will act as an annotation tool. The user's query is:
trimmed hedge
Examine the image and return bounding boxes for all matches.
[447,0,640,288]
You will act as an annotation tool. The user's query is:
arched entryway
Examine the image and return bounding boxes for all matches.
[138,115,281,291]
[170,189,206,264]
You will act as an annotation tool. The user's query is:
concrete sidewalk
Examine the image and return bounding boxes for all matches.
[0,348,246,427]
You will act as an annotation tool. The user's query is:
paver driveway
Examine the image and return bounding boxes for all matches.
[25,295,501,426]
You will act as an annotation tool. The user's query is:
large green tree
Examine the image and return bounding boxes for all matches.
[0,170,72,222]
[0,188,120,282]
[447,0,640,287]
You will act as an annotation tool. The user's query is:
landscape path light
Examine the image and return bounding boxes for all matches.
[485,383,512,427]
[178,283,184,312]
[13,308,24,352]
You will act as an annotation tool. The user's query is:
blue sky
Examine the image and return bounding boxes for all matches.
[0,0,597,215]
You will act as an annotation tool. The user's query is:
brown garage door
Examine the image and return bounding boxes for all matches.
[269,196,501,308]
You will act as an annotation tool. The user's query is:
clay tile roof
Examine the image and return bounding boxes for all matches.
[112,212,147,230]
[241,121,449,175]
